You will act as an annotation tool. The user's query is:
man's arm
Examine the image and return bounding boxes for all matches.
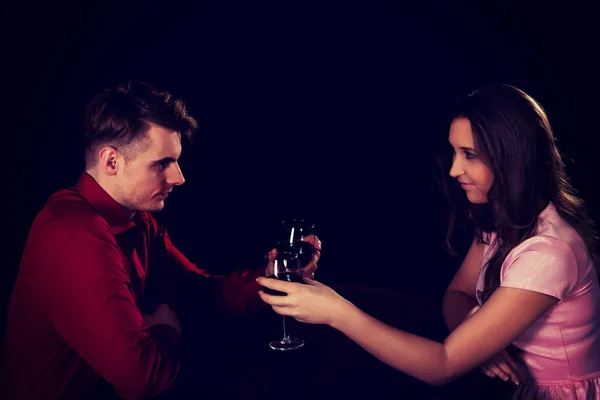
[159,229,266,316]
[146,215,320,317]
[44,226,180,400]
[140,209,266,316]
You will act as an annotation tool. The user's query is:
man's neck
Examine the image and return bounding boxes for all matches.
[85,168,136,219]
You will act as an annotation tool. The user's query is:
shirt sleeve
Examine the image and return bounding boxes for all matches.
[500,235,579,300]
[42,226,180,400]
[160,228,266,316]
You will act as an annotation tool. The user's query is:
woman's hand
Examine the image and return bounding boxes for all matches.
[256,277,350,326]
[480,348,523,385]
[466,306,522,385]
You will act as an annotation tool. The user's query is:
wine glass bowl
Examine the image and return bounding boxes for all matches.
[278,219,316,269]
[266,218,317,351]
[264,250,303,296]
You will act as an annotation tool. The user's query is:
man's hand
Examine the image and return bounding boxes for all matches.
[265,234,322,278]
[142,303,181,333]
[298,234,321,279]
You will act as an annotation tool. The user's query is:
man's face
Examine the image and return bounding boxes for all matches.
[114,123,185,212]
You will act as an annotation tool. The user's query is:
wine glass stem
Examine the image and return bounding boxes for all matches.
[282,315,289,341]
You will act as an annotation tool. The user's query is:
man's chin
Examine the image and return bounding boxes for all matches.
[139,201,165,213]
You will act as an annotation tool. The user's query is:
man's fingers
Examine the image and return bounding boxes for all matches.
[311,249,321,264]
[303,250,321,272]
[302,234,322,251]
[303,272,315,280]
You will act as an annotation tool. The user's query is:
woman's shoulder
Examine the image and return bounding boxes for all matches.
[500,234,579,300]
[534,202,590,263]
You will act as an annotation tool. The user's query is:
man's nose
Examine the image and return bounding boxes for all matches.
[167,163,185,186]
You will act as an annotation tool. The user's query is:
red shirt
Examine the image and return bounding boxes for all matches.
[1,172,265,399]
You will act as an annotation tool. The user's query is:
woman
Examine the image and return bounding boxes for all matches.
[257,84,600,399]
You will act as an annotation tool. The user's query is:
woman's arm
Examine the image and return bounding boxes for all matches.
[443,238,484,331]
[331,286,556,385]
[257,278,557,386]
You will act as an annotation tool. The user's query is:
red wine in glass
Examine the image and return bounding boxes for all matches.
[264,270,303,296]
[279,219,317,268]
[291,240,315,268]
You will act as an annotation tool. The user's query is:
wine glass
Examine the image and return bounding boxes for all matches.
[278,219,316,269]
[266,249,305,351]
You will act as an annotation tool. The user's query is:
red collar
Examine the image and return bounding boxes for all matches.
[75,172,137,235]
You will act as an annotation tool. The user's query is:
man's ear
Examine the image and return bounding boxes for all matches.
[97,146,120,176]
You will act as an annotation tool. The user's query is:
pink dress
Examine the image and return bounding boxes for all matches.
[476,202,600,399]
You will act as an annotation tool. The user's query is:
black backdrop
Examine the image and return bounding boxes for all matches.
[5,0,600,334]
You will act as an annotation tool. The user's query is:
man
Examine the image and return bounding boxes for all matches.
[1,81,320,399]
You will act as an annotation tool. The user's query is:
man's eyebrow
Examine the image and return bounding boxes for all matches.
[151,157,177,164]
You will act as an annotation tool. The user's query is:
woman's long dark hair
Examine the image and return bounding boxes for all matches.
[440,84,598,303]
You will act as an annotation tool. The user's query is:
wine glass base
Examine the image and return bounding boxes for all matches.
[269,338,304,351]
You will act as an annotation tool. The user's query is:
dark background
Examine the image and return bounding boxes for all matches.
[3,0,599,384]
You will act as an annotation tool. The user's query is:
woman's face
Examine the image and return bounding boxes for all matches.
[448,117,494,204]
